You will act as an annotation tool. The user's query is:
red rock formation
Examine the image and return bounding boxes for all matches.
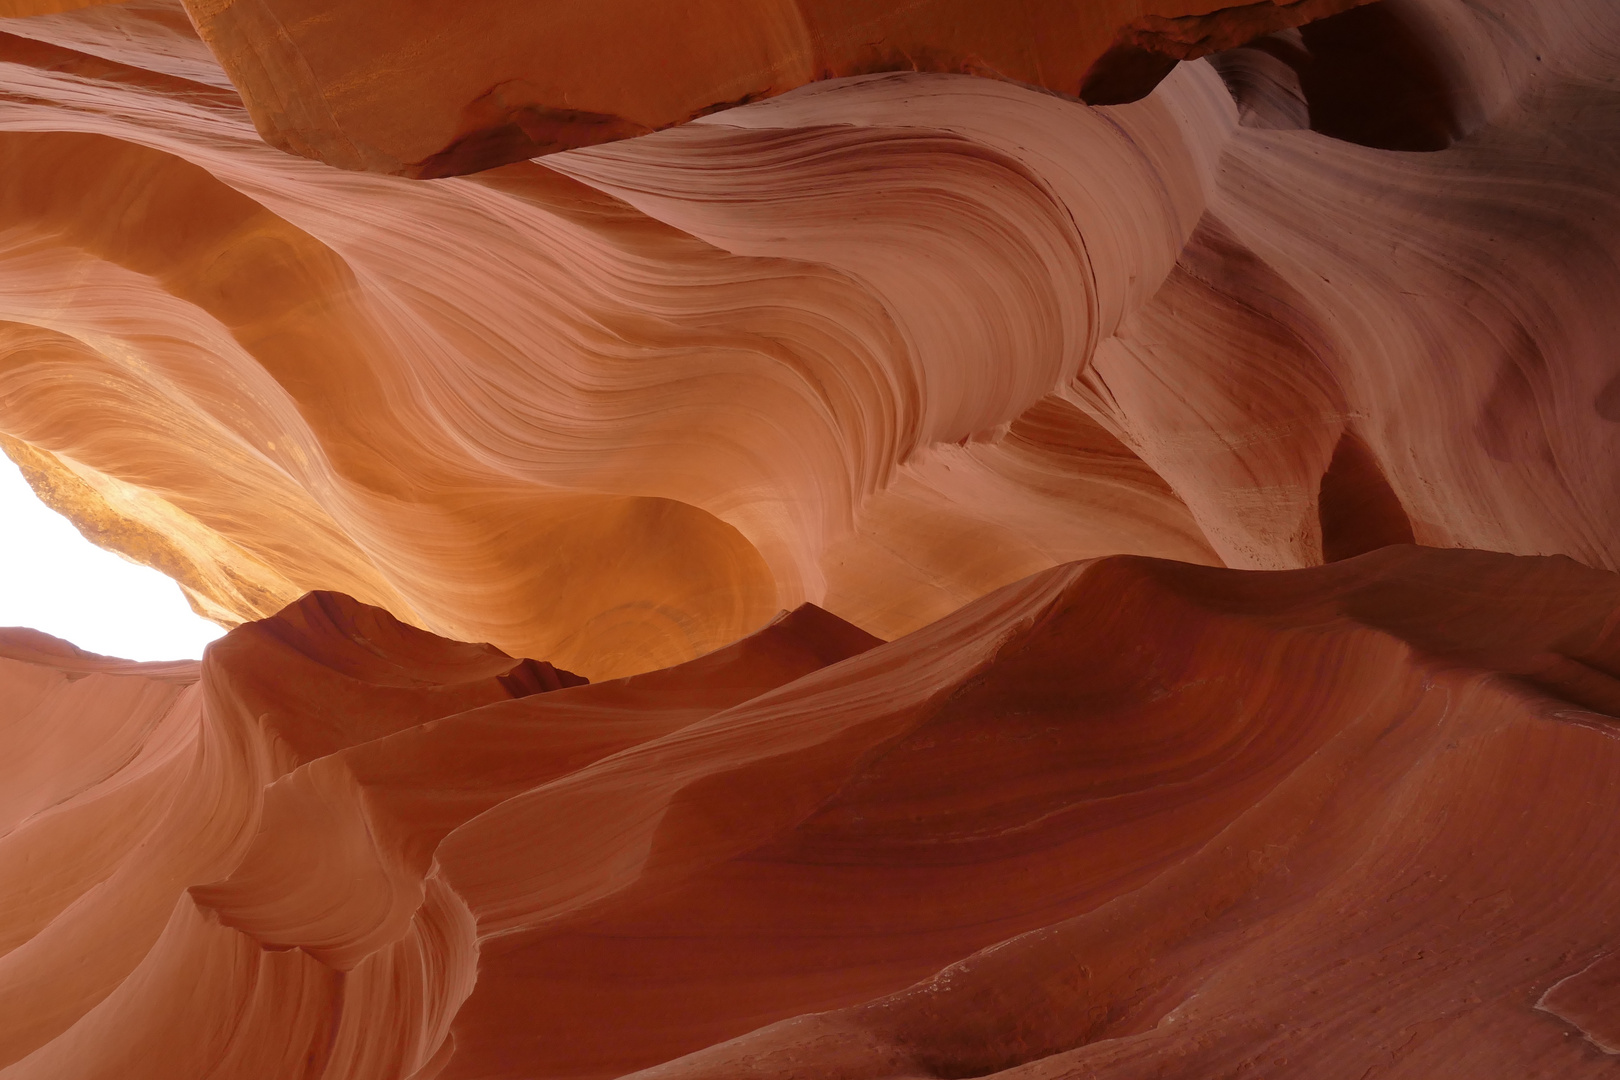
[4,549,1619,1077]
[181,0,1378,177]
[1,0,1617,674]
[2,0,1620,1074]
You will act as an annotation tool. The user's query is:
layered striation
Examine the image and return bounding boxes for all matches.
[2,549,1619,1077]
[0,0,1617,675]
[3,1,1620,1075]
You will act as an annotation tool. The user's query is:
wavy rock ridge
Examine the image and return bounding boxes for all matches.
[3,549,1620,1077]
[3,0,1620,677]
[2,0,1620,1075]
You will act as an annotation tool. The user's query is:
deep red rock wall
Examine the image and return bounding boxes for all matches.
[4,550,1620,1076]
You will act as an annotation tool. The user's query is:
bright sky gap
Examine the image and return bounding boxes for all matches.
[0,455,225,661]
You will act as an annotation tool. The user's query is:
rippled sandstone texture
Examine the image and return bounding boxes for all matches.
[2,0,1619,676]
[3,548,1620,1078]
[3,0,1620,1075]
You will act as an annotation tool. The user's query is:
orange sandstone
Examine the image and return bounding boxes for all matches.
[181,0,1379,176]
[3,0,1617,672]
[3,550,1619,1077]
[0,1,1618,1075]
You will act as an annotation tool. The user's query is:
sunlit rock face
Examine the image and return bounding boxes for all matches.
[3,0,1619,676]
[3,0,1620,1075]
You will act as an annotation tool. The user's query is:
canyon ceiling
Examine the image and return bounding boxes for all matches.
[1,0,1619,1077]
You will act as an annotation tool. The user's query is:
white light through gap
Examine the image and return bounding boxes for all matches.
[0,454,225,661]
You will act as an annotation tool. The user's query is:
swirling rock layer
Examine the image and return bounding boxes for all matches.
[3,0,1620,676]
[3,0,1620,1075]
[2,548,1619,1078]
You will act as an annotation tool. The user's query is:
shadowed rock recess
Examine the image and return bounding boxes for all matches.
[1,0,1618,1076]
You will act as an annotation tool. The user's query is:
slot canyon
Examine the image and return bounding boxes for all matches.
[1,0,1619,1075]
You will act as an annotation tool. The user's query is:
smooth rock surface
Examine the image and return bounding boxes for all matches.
[2,549,1618,1077]
[2,0,1618,676]
[179,0,1377,176]
[1,3,1619,1075]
